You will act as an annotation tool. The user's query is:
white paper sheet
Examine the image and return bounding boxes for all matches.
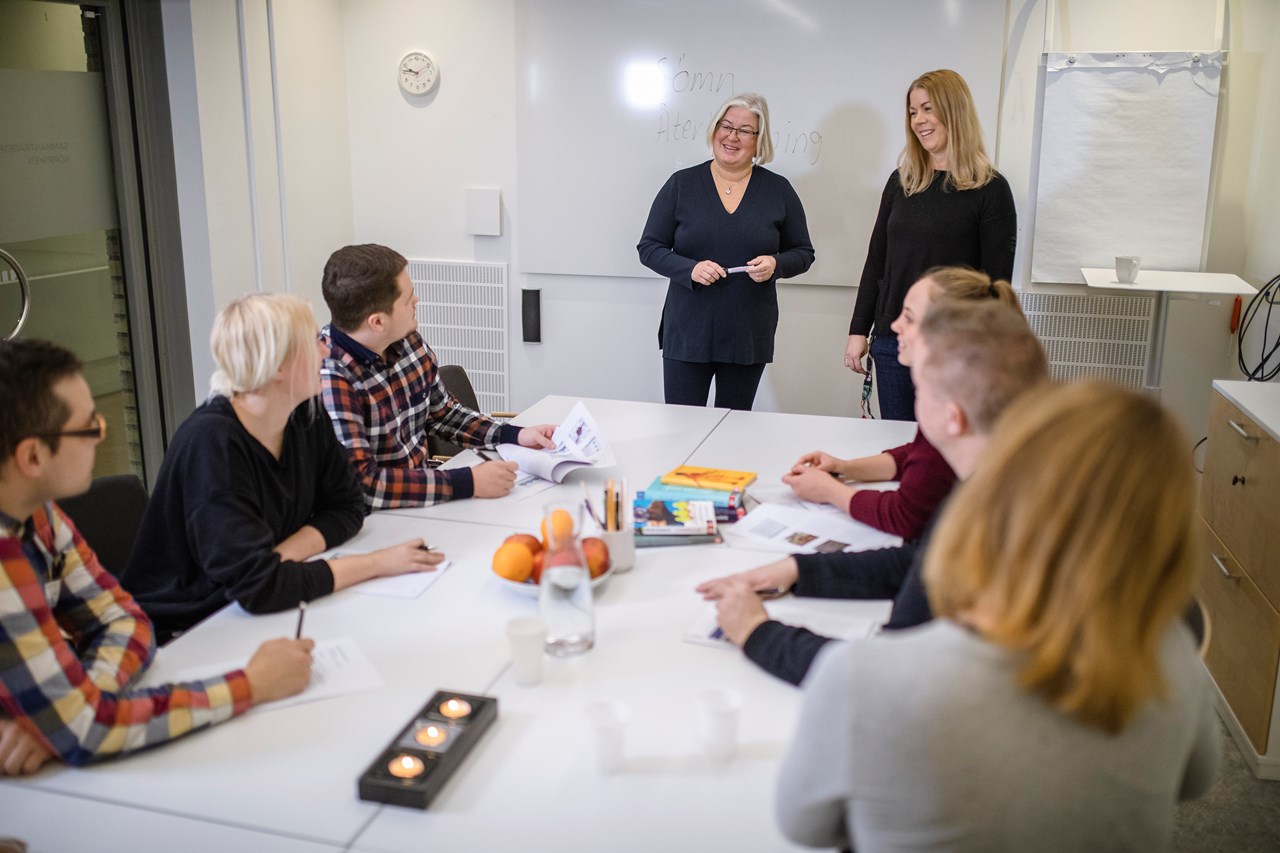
[1031,52,1221,284]
[685,602,879,649]
[171,637,385,713]
[725,502,901,555]
[349,560,453,599]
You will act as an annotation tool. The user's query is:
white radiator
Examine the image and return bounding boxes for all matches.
[1019,291,1154,389]
[408,260,509,413]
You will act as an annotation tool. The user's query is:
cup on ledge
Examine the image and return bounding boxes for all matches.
[584,700,631,774]
[599,528,636,573]
[1116,255,1141,284]
[506,617,547,686]
[698,687,744,763]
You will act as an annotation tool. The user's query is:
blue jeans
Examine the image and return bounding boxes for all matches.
[869,334,915,421]
[663,359,766,411]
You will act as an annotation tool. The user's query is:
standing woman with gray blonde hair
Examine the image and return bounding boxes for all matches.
[638,92,815,410]
[122,294,441,643]
[845,69,1016,420]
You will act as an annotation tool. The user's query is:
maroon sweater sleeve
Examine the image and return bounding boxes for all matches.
[846,429,956,539]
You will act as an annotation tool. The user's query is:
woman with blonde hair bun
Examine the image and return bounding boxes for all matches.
[122,293,441,643]
[845,69,1016,421]
[777,381,1218,850]
[786,265,1018,539]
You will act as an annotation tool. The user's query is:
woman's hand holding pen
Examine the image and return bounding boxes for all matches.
[745,255,776,282]
[691,260,726,286]
[696,557,798,601]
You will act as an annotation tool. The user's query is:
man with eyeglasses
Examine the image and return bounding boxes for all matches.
[0,338,314,775]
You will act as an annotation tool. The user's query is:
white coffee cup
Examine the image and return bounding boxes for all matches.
[584,700,630,774]
[1116,256,1141,284]
[507,617,547,686]
[697,687,744,763]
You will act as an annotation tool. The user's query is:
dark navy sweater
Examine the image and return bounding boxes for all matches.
[638,161,815,364]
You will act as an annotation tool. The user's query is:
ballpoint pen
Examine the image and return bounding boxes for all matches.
[295,601,307,639]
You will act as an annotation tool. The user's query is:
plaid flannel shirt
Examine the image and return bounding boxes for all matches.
[0,503,251,766]
[320,326,520,509]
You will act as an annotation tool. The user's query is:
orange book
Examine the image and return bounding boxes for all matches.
[659,465,757,493]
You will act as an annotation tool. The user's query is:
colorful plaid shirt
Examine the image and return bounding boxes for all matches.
[0,503,252,766]
[320,326,521,509]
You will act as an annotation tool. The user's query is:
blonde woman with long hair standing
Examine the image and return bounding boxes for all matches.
[777,382,1218,850]
[845,69,1016,421]
[122,294,441,643]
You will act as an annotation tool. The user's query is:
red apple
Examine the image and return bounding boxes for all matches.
[581,537,611,579]
[530,550,546,585]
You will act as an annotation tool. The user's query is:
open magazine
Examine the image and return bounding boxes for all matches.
[496,401,616,483]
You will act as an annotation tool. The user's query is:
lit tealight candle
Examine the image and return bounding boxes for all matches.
[387,754,425,779]
[414,724,449,748]
[439,698,472,720]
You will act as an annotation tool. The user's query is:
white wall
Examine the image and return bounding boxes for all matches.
[166,0,1280,427]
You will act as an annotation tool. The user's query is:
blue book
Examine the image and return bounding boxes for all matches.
[641,476,744,509]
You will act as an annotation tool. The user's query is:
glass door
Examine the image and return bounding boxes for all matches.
[0,0,144,478]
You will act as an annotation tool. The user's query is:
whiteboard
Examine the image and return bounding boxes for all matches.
[514,0,1006,285]
[1030,52,1222,283]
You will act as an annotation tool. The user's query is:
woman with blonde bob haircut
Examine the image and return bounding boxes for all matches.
[122,294,441,643]
[776,381,1218,851]
[845,69,1016,422]
[638,91,814,410]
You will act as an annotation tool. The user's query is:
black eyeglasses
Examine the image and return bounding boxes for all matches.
[717,121,759,139]
[34,412,107,442]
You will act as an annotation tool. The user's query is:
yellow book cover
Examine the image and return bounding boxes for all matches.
[660,465,757,492]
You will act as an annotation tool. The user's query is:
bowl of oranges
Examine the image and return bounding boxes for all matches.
[491,509,613,597]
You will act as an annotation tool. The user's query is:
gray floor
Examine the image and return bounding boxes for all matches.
[1173,716,1280,851]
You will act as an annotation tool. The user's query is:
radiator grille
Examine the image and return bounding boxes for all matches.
[1020,291,1154,389]
[408,260,508,412]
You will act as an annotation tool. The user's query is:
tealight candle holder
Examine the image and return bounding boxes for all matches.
[358,690,498,809]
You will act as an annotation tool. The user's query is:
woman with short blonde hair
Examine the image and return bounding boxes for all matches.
[777,381,1218,850]
[844,68,1016,422]
[639,91,814,411]
[122,294,441,642]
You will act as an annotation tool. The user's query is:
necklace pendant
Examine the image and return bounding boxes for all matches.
[725,187,732,195]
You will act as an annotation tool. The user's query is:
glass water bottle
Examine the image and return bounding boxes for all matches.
[538,502,595,656]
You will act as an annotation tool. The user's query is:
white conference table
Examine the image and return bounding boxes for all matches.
[384,396,732,530]
[3,397,907,852]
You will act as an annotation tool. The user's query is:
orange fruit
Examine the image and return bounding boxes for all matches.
[492,541,534,582]
[539,509,575,548]
[504,533,543,556]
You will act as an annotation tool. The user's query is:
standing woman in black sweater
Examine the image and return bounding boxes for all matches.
[122,294,441,642]
[845,69,1016,421]
[638,92,815,410]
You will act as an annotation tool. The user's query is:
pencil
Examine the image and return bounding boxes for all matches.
[294,601,307,639]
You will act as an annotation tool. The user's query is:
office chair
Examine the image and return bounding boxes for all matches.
[428,365,518,461]
[57,474,149,578]
[1184,597,1210,660]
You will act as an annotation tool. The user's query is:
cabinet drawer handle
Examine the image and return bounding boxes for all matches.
[1211,554,1238,581]
[1228,420,1257,441]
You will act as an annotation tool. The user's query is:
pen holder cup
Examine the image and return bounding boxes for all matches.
[600,529,636,574]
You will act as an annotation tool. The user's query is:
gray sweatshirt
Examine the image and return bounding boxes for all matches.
[776,619,1219,852]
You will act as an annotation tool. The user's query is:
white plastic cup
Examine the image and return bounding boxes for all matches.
[507,617,547,686]
[698,688,744,763]
[599,529,636,573]
[584,700,630,774]
[1116,255,1141,284]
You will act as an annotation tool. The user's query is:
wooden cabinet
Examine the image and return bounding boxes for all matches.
[1198,382,1280,779]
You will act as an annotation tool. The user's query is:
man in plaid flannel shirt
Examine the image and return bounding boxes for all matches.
[0,339,314,774]
[319,244,556,510]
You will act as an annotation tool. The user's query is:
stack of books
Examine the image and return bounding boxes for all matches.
[632,466,757,547]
